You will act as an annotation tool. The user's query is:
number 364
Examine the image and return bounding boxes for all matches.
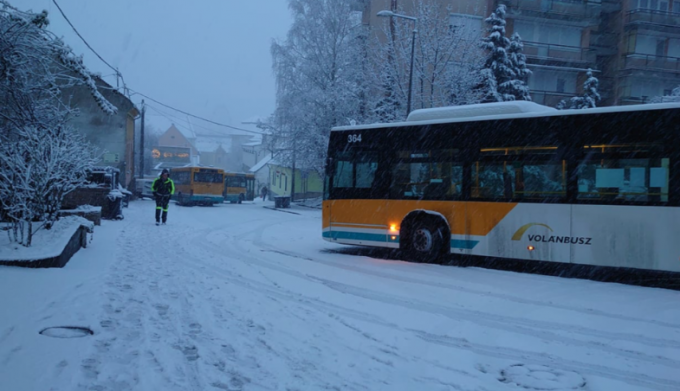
[348,134,362,143]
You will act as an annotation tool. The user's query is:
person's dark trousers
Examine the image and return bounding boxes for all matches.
[155,195,170,223]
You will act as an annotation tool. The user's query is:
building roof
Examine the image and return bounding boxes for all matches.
[195,139,230,153]
[249,155,272,173]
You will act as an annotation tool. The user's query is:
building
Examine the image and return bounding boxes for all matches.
[363,0,680,107]
[64,76,138,188]
[268,161,324,200]
[153,124,198,174]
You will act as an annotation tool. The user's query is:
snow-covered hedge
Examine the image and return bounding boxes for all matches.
[0,1,115,247]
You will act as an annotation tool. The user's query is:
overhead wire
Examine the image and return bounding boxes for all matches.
[51,0,265,136]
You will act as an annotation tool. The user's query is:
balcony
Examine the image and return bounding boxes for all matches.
[523,41,596,66]
[621,53,680,73]
[504,0,601,20]
[625,9,680,31]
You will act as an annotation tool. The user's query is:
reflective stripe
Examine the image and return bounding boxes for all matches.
[163,209,169,212]
[156,207,162,210]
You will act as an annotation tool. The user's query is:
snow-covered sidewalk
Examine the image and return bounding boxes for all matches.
[1,200,679,391]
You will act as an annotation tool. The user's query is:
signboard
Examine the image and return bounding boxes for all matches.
[151,146,191,164]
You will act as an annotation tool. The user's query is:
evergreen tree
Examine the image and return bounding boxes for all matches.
[479,5,531,102]
[507,32,531,101]
[557,68,601,109]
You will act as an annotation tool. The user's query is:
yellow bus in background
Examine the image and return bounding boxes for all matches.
[170,166,225,206]
[224,172,255,203]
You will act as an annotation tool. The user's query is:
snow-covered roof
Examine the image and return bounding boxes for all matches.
[249,155,272,173]
[332,102,680,131]
[242,140,262,147]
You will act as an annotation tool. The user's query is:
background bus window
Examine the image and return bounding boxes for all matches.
[390,160,462,200]
[194,172,223,183]
[577,158,670,202]
[473,161,565,200]
[172,171,191,185]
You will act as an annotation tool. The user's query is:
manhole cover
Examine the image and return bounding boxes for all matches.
[499,364,586,390]
[39,326,94,338]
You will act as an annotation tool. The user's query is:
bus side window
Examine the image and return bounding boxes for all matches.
[577,156,670,202]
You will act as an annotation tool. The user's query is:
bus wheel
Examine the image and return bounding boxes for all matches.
[403,217,446,264]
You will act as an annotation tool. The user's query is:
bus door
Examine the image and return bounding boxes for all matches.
[327,149,388,247]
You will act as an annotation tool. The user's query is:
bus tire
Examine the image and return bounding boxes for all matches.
[402,216,447,264]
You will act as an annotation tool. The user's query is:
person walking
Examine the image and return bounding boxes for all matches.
[152,169,175,225]
[261,185,268,201]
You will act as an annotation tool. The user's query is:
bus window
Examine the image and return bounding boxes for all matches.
[472,161,565,200]
[390,160,463,200]
[194,172,223,183]
[577,157,670,202]
[333,158,354,188]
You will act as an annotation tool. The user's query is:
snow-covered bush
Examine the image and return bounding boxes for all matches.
[557,69,601,110]
[0,1,113,247]
[649,85,680,103]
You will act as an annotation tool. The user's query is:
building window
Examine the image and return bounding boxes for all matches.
[638,0,670,10]
[449,14,482,43]
[528,69,577,93]
[674,1,680,13]
[514,21,581,48]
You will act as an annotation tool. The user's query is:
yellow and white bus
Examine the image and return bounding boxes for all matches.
[170,166,225,206]
[223,172,255,203]
[323,101,680,275]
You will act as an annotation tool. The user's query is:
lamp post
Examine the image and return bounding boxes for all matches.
[377,10,417,118]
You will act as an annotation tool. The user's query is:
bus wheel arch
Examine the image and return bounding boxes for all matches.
[400,211,450,264]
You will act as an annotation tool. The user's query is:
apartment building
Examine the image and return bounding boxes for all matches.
[362,0,680,107]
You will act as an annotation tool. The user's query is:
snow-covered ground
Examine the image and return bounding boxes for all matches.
[1,199,679,391]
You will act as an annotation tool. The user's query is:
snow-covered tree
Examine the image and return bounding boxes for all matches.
[479,5,531,102]
[369,1,485,120]
[0,2,114,246]
[271,0,366,176]
[649,85,680,103]
[557,69,601,109]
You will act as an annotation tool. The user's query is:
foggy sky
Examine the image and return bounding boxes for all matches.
[15,0,293,135]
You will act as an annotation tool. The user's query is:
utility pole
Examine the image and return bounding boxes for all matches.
[140,100,145,178]
[291,131,296,203]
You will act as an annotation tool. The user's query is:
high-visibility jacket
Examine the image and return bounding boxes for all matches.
[151,177,175,196]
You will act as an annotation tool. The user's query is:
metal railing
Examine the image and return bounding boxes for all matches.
[504,0,601,19]
[625,9,680,28]
[523,41,595,63]
[622,53,680,72]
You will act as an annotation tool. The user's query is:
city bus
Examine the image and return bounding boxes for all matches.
[224,172,255,203]
[323,101,680,275]
[170,166,225,206]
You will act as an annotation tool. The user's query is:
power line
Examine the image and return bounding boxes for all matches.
[130,89,265,135]
[51,0,265,136]
[52,0,125,88]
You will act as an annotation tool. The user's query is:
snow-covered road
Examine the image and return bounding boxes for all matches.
[1,199,679,391]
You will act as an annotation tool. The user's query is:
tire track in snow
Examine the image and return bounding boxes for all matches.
[207,221,680,358]
[203,214,680,391]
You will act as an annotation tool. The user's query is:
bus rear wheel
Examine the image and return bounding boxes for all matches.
[403,217,447,264]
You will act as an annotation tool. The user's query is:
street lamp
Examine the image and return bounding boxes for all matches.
[377,10,418,117]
